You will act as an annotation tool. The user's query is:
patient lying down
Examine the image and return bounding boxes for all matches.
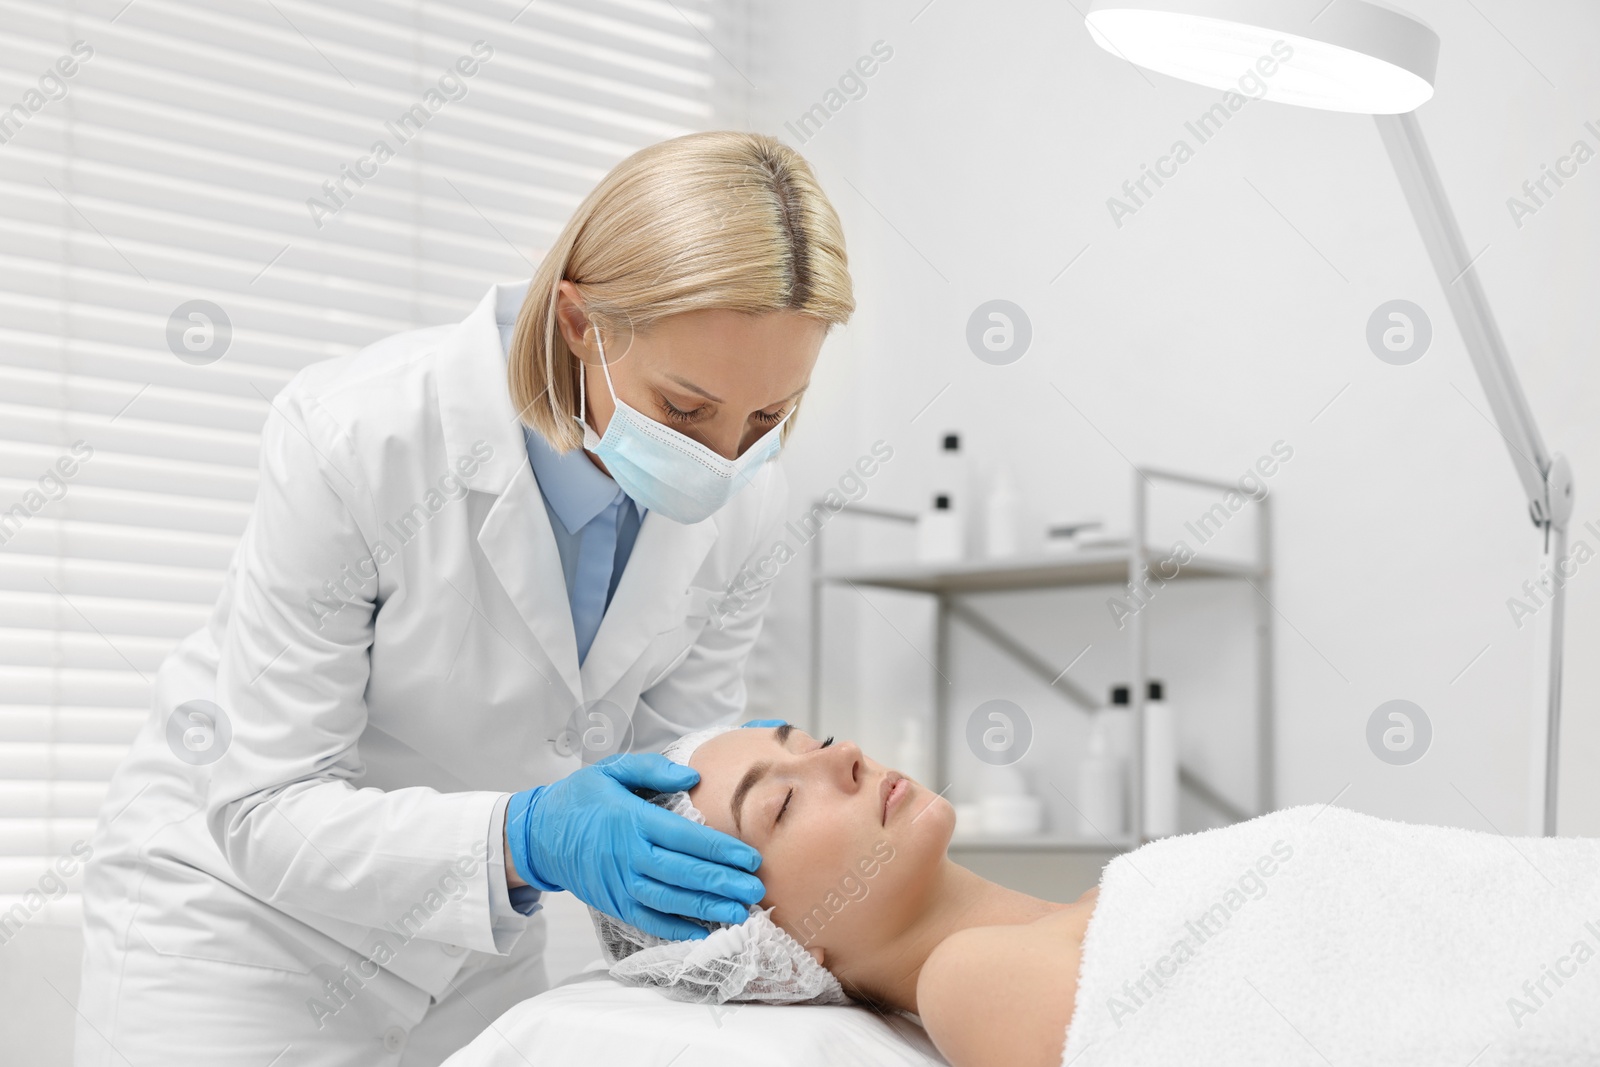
[598,723,1094,1067]
[596,724,1600,1067]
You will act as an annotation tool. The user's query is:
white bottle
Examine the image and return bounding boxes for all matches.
[1099,682,1177,838]
[1142,680,1179,837]
[937,431,968,506]
[1076,713,1125,837]
[1099,684,1133,766]
[983,463,1020,559]
[937,431,970,552]
[916,493,964,563]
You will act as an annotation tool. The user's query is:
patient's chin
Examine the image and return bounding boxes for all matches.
[902,789,957,852]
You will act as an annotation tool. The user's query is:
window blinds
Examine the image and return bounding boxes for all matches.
[0,0,748,930]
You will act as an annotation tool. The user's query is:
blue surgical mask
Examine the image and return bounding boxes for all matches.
[574,332,790,524]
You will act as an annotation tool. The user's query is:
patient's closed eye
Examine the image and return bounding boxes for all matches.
[774,736,834,827]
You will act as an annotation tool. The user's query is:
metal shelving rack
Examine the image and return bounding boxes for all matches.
[807,466,1274,852]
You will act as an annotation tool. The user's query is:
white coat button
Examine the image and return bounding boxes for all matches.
[442,943,465,956]
[382,1027,406,1054]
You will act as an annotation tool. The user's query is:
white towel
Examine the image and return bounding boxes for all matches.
[1062,805,1600,1066]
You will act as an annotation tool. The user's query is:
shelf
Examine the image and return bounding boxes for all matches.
[806,465,1275,840]
[947,833,1135,852]
[817,546,1263,595]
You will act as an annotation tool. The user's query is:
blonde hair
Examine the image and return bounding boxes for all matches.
[509,131,855,451]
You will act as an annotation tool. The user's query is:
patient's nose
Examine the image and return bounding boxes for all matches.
[820,740,864,793]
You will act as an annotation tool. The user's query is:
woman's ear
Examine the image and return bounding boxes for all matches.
[553,284,592,353]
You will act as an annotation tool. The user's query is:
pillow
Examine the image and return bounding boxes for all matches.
[442,966,949,1067]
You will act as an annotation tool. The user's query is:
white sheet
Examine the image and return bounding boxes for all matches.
[1063,804,1600,1066]
[443,964,951,1067]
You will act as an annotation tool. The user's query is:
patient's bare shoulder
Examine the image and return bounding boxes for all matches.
[915,891,1096,1067]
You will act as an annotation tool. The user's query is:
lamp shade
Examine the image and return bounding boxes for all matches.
[1085,0,1439,114]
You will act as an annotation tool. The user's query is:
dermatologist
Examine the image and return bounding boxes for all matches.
[75,131,856,1066]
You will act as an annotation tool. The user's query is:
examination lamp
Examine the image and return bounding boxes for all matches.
[1085,0,1574,835]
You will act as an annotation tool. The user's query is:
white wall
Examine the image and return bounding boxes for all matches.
[748,0,1600,838]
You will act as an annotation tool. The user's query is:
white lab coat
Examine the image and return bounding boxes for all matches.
[74,280,788,1066]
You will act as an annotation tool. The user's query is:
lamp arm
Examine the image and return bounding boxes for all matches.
[1372,111,1573,835]
[1372,112,1574,535]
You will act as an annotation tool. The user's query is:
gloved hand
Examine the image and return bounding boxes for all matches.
[505,753,765,941]
[740,718,787,728]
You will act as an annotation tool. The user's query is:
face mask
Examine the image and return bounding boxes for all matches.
[574,330,790,524]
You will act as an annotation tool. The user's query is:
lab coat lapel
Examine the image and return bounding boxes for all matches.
[437,280,584,705]
[580,509,719,700]
[476,467,583,703]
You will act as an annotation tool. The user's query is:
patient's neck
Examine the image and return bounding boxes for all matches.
[829,859,1061,1016]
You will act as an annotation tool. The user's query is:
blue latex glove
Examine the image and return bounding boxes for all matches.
[505,753,765,941]
[740,718,787,728]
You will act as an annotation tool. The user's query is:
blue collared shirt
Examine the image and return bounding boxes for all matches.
[497,320,644,665]
[520,424,644,661]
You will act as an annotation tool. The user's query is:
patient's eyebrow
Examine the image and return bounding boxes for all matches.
[731,723,793,834]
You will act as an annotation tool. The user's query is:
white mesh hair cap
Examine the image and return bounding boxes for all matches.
[587,722,850,1006]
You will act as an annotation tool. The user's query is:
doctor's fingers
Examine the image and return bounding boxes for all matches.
[638,802,762,874]
[596,752,699,794]
[637,842,766,909]
[621,899,715,942]
[634,836,765,908]
[630,874,753,929]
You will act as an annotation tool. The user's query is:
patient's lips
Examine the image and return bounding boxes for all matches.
[880,771,908,825]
